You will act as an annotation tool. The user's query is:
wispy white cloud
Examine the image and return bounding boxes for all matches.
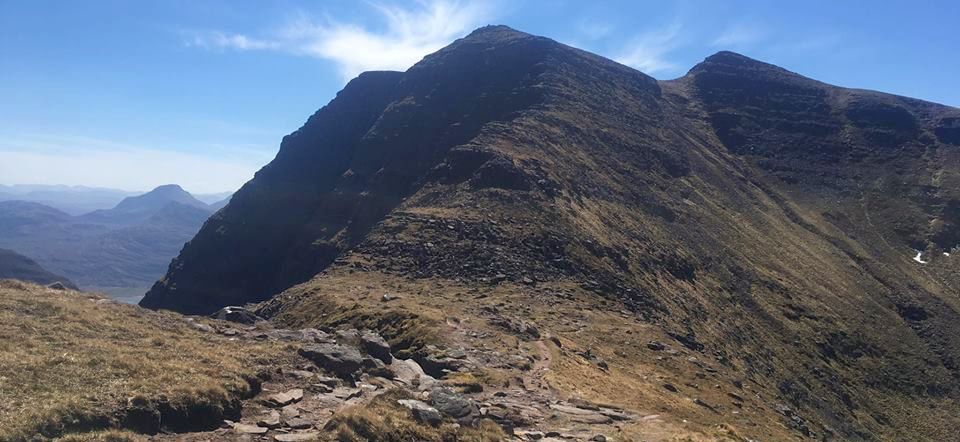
[185,31,278,51]
[577,19,615,41]
[711,23,766,48]
[614,22,683,75]
[185,0,494,81]
[0,134,272,193]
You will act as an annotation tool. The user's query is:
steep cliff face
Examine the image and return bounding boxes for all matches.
[142,27,567,313]
[141,26,960,440]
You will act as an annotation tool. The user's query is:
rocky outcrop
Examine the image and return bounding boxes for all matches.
[297,344,365,381]
[209,306,263,325]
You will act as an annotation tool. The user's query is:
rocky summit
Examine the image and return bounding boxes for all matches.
[135,25,960,440]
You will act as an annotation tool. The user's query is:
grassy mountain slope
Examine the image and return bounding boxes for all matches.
[0,280,287,441]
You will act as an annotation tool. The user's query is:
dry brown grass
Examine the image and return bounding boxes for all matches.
[265,271,448,358]
[0,280,286,441]
[323,390,504,442]
[54,430,144,442]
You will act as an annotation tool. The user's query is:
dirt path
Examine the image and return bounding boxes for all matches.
[522,339,554,393]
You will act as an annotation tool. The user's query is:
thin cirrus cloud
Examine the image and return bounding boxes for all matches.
[185,0,495,81]
[577,19,615,41]
[186,32,279,51]
[711,23,766,48]
[613,22,684,75]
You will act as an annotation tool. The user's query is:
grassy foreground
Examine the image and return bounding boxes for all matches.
[0,280,285,441]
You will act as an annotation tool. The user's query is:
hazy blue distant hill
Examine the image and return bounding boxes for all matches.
[194,191,233,205]
[0,185,215,301]
[0,248,77,289]
[80,184,208,225]
[114,184,208,212]
[146,201,212,226]
[0,201,72,235]
[0,184,137,215]
[208,195,232,212]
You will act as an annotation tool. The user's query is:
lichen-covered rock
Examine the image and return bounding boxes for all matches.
[429,387,481,427]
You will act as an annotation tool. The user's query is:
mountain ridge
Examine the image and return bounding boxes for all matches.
[139,25,960,440]
[0,184,138,215]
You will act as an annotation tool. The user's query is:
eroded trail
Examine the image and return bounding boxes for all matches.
[145,314,621,442]
[526,340,554,392]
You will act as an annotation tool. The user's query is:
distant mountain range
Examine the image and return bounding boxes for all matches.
[0,184,232,216]
[0,184,228,302]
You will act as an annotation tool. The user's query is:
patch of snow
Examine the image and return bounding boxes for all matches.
[945,252,951,257]
[913,251,929,264]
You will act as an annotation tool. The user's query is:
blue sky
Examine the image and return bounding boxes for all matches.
[1,0,957,193]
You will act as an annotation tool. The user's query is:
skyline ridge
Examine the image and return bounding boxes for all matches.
[3,0,958,192]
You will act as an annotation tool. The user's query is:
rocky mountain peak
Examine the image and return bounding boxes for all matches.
[463,24,531,41]
[138,26,960,440]
[700,50,768,67]
[686,50,815,85]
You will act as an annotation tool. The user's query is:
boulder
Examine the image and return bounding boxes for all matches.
[334,329,362,347]
[258,410,281,428]
[284,417,313,429]
[646,340,666,351]
[313,375,340,388]
[360,331,393,363]
[515,430,545,440]
[430,387,481,427]
[299,328,333,343]
[281,404,301,419]
[46,281,68,291]
[398,399,444,426]
[266,389,304,407]
[390,358,438,389]
[274,432,320,442]
[417,353,464,378]
[299,343,364,380]
[233,423,268,434]
[361,355,395,379]
[189,322,215,333]
[210,306,263,325]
